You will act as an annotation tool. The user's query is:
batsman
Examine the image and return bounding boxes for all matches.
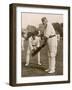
[25,32,41,66]
[32,17,58,73]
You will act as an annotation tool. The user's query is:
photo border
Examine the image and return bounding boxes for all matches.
[9,3,70,86]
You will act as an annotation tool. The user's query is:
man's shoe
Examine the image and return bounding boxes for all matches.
[38,63,41,65]
[45,69,49,72]
[25,64,29,66]
[48,70,55,74]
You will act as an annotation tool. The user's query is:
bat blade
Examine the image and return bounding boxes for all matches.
[31,44,46,56]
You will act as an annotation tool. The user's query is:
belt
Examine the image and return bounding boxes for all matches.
[32,45,36,46]
[49,35,56,38]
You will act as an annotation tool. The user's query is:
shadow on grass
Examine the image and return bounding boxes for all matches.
[21,62,63,77]
[23,62,46,71]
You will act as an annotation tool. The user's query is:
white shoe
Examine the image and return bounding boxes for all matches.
[38,63,41,65]
[25,64,29,66]
[48,70,55,74]
[45,69,49,72]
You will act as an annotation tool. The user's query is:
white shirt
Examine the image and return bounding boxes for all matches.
[29,36,40,50]
[44,23,56,38]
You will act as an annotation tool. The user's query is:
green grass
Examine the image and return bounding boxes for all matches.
[21,39,63,77]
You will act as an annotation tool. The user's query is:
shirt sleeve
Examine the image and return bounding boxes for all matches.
[44,26,51,38]
[44,23,55,38]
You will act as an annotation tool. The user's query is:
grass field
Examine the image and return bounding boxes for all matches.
[21,39,63,77]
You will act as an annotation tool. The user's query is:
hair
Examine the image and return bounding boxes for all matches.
[32,31,39,36]
[41,17,47,22]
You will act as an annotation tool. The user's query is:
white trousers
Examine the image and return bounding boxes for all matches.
[47,35,57,71]
[26,46,41,65]
[21,37,24,50]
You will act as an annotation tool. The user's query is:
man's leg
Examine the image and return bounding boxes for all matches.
[48,56,56,73]
[37,38,41,65]
[38,52,41,65]
[45,56,50,72]
[25,47,30,66]
[45,36,57,73]
[45,55,56,73]
[48,38,57,73]
[21,38,24,50]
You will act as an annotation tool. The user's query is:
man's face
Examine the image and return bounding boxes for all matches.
[42,19,48,25]
[32,34,35,40]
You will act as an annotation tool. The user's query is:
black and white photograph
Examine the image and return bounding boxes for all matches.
[21,13,63,77]
[9,3,70,86]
